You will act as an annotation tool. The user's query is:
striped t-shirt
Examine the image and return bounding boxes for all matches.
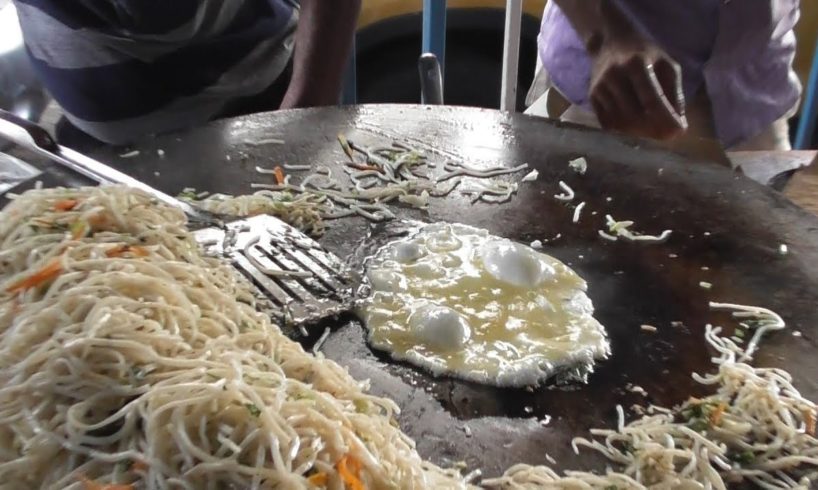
[13,0,299,144]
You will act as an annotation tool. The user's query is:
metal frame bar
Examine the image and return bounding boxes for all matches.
[795,38,818,149]
[500,0,522,112]
[346,0,528,110]
[422,0,447,74]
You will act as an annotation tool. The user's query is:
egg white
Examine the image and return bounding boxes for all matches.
[358,222,610,387]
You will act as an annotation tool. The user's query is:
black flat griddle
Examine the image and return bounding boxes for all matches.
[78,105,818,477]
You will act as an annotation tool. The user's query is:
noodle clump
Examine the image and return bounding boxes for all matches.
[0,186,470,489]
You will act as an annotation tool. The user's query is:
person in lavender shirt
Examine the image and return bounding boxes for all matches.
[525,0,801,151]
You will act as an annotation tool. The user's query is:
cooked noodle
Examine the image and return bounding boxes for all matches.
[603,215,672,244]
[5,185,815,490]
[0,186,471,489]
[193,190,328,237]
[484,312,818,489]
[187,138,530,237]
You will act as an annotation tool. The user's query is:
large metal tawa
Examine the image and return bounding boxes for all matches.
[91,105,818,478]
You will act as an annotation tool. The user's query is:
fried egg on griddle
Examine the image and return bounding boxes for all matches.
[358,222,610,387]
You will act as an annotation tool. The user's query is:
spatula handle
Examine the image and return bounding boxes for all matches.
[0,109,214,222]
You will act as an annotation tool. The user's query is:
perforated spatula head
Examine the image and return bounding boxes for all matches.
[195,214,352,329]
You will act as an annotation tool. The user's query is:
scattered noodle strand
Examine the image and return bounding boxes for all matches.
[484,304,818,489]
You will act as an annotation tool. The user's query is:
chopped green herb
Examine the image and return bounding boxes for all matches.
[116,459,133,472]
[688,418,710,433]
[735,328,746,338]
[293,391,316,402]
[177,190,198,200]
[131,366,146,381]
[245,403,261,417]
[353,399,369,413]
[337,133,354,160]
[681,400,718,421]
[70,220,89,238]
[620,441,634,454]
[680,406,698,420]
[732,450,755,465]
[740,319,767,330]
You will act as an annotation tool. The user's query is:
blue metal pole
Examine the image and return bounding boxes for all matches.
[341,36,357,105]
[795,38,818,149]
[422,0,447,74]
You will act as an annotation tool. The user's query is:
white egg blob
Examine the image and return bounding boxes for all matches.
[426,228,462,253]
[479,240,555,288]
[441,253,463,269]
[408,304,471,350]
[393,241,424,263]
[367,268,406,293]
[404,261,442,279]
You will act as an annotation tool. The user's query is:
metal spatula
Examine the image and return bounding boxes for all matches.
[0,110,351,329]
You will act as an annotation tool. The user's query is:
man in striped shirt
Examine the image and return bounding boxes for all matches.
[12,0,360,146]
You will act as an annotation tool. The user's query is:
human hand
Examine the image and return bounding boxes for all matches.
[588,26,687,140]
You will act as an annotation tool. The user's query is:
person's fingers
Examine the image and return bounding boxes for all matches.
[652,58,685,116]
[590,89,616,130]
[623,56,685,139]
[644,62,687,137]
[594,65,662,138]
[601,66,645,132]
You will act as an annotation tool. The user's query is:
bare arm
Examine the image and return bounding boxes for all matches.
[552,0,687,140]
[280,0,362,109]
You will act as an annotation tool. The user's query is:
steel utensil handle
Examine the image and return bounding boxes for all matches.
[418,53,444,105]
[0,109,201,215]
